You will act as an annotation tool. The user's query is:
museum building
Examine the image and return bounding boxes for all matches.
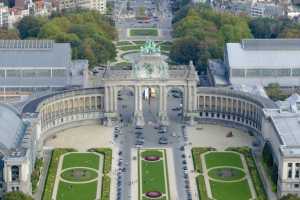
[0,40,299,198]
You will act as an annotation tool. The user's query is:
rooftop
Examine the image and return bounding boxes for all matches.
[226,39,300,68]
[271,112,300,146]
[0,40,71,68]
[241,39,300,50]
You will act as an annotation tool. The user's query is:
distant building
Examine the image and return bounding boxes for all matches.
[0,40,88,102]
[225,39,300,87]
[0,3,9,27]
[250,3,284,17]
[59,0,106,13]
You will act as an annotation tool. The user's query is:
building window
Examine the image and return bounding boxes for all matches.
[288,163,293,167]
[295,184,299,189]
[296,170,300,178]
[11,166,20,182]
[288,169,292,178]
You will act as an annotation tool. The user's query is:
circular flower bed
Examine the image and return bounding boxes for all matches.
[145,191,162,198]
[144,156,160,161]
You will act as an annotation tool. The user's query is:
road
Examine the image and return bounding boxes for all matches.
[112,89,195,200]
[114,0,173,41]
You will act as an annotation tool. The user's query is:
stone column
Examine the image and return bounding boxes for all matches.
[103,85,118,126]
[134,85,145,127]
[159,85,168,126]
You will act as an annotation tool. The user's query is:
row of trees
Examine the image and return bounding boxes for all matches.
[169,3,300,71]
[0,10,117,68]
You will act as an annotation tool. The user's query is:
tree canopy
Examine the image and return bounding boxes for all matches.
[16,10,117,68]
[4,192,33,200]
[170,3,252,71]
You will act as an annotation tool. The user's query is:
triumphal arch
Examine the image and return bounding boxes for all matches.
[99,41,199,126]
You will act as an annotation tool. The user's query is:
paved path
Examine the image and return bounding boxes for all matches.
[240,154,257,199]
[33,149,52,200]
[201,153,214,199]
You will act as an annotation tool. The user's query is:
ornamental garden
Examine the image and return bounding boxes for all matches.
[192,147,267,200]
[138,149,170,200]
[42,148,112,200]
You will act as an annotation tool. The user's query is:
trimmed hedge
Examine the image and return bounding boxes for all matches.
[42,148,75,200]
[191,147,216,173]
[88,148,112,200]
[31,158,43,193]
[226,147,268,200]
[196,175,212,200]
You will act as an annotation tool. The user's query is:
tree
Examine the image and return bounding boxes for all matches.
[279,26,300,38]
[171,3,252,72]
[249,17,281,38]
[280,194,300,200]
[17,16,46,39]
[4,192,33,200]
[170,36,210,70]
[265,83,288,101]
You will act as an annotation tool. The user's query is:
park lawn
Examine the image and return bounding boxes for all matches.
[141,150,163,158]
[210,179,252,200]
[116,41,132,46]
[118,45,142,51]
[56,181,97,200]
[197,175,211,200]
[208,168,245,181]
[61,168,98,182]
[130,28,158,36]
[205,152,243,169]
[141,160,166,193]
[62,153,100,170]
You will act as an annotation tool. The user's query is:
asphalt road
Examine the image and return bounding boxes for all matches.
[113,90,192,200]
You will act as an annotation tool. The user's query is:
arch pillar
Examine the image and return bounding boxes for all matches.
[159,85,168,126]
[134,85,145,127]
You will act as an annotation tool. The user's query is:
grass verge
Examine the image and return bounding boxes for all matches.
[42,148,75,200]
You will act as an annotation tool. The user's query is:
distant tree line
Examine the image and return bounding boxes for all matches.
[0,9,117,68]
[170,3,300,72]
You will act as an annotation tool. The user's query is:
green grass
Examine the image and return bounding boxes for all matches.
[196,175,212,200]
[88,148,112,200]
[205,152,243,169]
[141,150,163,158]
[62,153,99,170]
[31,157,43,193]
[116,41,132,46]
[210,179,252,200]
[129,28,158,36]
[142,160,166,193]
[208,168,245,181]
[191,147,216,173]
[139,150,169,200]
[118,45,142,51]
[61,168,98,182]
[56,181,97,200]
[226,147,267,200]
[42,149,75,200]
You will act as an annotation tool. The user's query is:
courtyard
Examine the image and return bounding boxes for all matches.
[44,125,113,151]
[187,124,256,150]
